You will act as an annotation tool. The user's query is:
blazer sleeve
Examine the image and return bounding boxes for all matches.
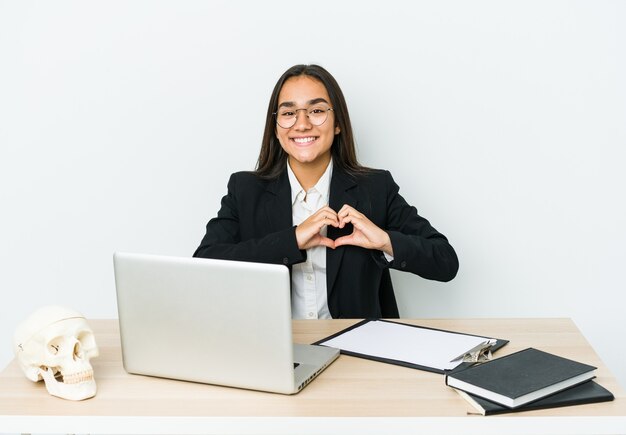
[380,171,459,281]
[193,173,305,266]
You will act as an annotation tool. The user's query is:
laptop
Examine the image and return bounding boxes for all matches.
[113,252,339,394]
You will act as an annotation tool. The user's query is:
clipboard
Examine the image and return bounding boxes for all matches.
[314,319,508,374]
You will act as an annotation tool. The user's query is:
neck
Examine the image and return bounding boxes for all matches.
[288,155,331,191]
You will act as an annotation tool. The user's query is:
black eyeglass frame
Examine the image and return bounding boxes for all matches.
[272,107,335,129]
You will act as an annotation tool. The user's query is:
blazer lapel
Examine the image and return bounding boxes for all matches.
[263,169,293,232]
[327,167,358,297]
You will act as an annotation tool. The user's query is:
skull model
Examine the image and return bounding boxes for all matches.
[13,305,99,400]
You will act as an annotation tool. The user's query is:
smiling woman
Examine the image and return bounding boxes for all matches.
[193,64,459,319]
[273,76,339,177]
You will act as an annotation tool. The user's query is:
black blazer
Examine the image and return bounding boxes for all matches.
[193,166,458,318]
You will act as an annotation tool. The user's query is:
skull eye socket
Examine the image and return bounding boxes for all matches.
[73,341,83,360]
[77,332,95,351]
[47,338,64,356]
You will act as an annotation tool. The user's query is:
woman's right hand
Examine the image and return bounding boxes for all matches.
[295,206,339,250]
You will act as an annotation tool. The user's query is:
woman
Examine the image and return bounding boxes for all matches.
[194,64,458,319]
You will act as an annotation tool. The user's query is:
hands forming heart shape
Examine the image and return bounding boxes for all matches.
[295,204,393,256]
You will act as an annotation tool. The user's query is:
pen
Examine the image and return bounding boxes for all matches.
[449,339,497,363]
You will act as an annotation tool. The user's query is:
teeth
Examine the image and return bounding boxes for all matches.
[293,137,315,144]
[39,367,97,400]
[61,370,94,384]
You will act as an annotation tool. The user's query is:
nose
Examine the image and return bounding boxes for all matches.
[292,109,312,130]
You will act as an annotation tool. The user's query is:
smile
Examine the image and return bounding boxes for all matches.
[291,137,317,145]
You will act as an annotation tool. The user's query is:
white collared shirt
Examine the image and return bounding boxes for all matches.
[287,160,333,320]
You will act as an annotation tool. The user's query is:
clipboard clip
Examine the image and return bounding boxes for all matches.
[449,339,498,363]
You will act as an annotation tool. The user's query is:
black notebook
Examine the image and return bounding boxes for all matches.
[455,380,613,415]
[445,347,597,408]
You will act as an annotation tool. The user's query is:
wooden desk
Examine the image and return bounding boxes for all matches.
[1,318,625,434]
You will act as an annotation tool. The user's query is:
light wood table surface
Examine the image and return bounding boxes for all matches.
[1,318,625,434]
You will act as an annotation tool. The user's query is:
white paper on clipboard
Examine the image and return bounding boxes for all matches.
[318,320,493,371]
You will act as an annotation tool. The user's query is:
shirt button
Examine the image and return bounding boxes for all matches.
[400,261,407,268]
[306,274,313,281]
[308,312,315,318]
[282,257,289,265]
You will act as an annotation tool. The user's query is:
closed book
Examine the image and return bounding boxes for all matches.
[445,348,596,408]
[455,380,613,415]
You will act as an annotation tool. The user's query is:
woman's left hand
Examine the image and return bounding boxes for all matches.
[334,205,393,256]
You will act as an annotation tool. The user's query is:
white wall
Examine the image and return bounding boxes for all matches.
[1,0,625,389]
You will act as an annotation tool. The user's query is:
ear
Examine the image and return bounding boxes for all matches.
[335,125,341,135]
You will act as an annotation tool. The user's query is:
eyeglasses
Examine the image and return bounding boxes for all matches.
[273,106,334,129]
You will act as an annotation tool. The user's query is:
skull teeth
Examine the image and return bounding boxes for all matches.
[61,370,94,384]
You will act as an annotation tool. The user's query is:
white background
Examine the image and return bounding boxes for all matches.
[1,0,625,389]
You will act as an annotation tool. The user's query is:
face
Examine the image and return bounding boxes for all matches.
[275,75,340,170]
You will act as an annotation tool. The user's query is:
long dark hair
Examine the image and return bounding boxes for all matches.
[255,64,366,179]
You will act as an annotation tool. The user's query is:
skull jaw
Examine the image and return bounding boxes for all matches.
[39,367,97,401]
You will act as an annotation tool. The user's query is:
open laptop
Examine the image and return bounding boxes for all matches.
[113,252,339,394]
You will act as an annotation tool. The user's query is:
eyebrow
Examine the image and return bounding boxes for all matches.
[278,97,330,108]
